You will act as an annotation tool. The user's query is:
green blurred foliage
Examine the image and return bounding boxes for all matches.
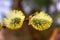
[35,0,51,7]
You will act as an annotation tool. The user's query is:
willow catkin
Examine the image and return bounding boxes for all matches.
[29,11,53,31]
[0,22,2,30]
[4,10,25,30]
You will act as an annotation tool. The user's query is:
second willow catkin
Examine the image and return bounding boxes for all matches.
[29,11,53,31]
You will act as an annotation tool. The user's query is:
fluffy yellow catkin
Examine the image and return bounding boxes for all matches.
[29,11,53,31]
[4,10,25,30]
[0,22,2,30]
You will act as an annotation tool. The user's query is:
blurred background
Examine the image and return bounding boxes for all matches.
[0,0,60,40]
